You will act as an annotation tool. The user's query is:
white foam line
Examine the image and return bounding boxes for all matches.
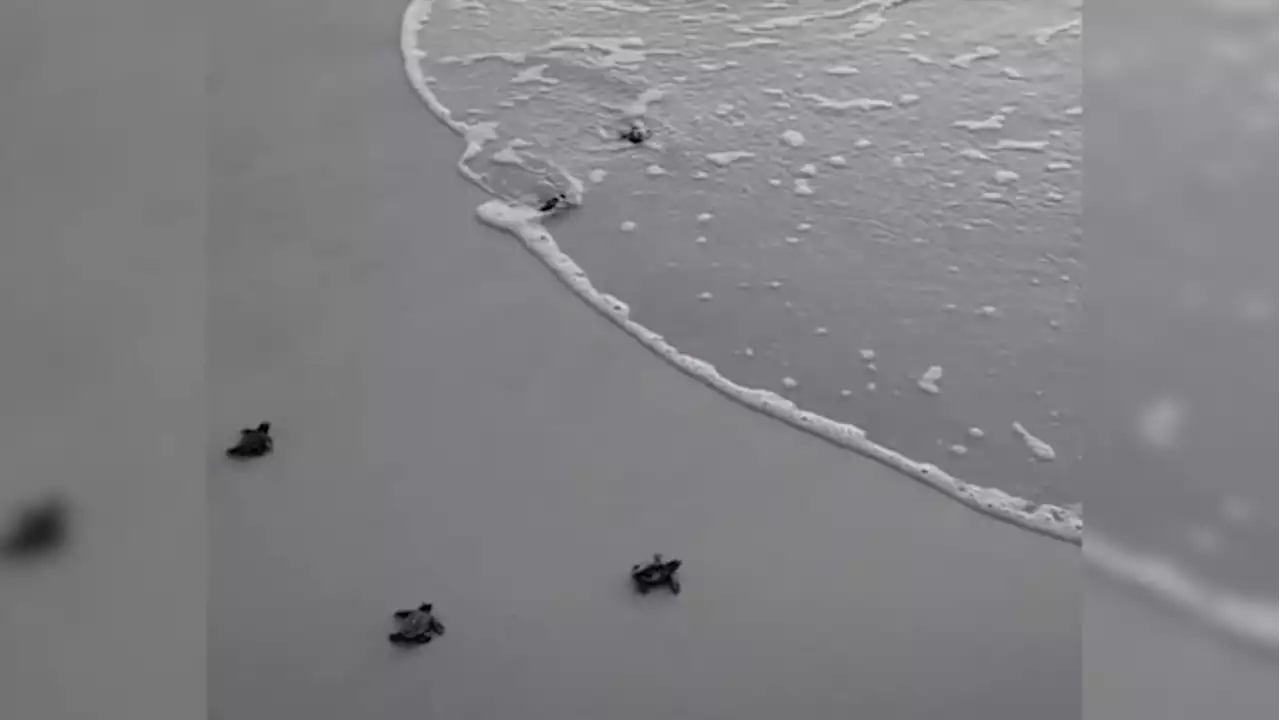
[402,0,1082,546]
[750,0,890,31]
[1088,532,1278,653]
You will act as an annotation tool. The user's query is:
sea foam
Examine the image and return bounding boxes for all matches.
[403,0,1084,545]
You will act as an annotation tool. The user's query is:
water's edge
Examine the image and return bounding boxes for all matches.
[401,0,1082,545]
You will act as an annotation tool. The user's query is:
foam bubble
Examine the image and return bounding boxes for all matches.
[1137,396,1187,451]
[780,129,806,147]
[917,365,943,395]
[1012,421,1056,461]
[1033,17,1081,46]
[991,139,1049,153]
[511,64,559,86]
[793,179,815,196]
[954,114,1007,131]
[803,93,894,112]
[620,220,637,232]
[706,150,757,167]
[949,45,1001,68]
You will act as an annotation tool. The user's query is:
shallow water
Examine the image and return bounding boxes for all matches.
[414,0,1083,507]
[404,0,1278,649]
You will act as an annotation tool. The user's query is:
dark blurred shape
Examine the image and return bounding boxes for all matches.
[631,554,683,595]
[539,193,567,213]
[619,120,652,145]
[1,495,68,561]
[389,603,446,646]
[225,422,273,459]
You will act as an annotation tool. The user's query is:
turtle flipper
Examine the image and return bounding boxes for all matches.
[668,577,682,595]
[393,610,411,620]
[389,632,432,646]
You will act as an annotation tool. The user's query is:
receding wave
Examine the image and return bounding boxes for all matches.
[401,0,1082,543]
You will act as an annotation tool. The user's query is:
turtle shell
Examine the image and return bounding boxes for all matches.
[400,611,435,637]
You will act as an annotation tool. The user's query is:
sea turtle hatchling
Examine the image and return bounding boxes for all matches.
[389,603,445,646]
[539,193,568,213]
[631,553,683,595]
[619,120,653,145]
[226,422,273,459]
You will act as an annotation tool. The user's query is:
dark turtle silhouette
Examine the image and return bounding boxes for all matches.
[539,193,568,213]
[226,422,273,459]
[619,121,652,145]
[631,553,682,595]
[1,495,68,560]
[389,603,445,646]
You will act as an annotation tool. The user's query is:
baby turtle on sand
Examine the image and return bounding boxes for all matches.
[226,422,273,459]
[631,554,682,595]
[389,603,445,646]
[1,495,68,560]
[619,121,653,145]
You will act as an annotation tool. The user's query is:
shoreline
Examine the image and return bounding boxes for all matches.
[402,0,1083,544]
[211,1,1082,716]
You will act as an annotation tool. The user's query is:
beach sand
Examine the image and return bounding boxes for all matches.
[207,2,1079,719]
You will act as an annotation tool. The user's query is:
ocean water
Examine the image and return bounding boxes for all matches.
[402,0,1276,649]
[401,0,1280,650]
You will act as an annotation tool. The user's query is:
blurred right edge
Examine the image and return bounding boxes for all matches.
[1082,0,1277,718]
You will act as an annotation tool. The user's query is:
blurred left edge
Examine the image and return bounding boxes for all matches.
[0,1,208,719]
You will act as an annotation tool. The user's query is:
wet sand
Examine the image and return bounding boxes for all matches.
[206,1,1078,718]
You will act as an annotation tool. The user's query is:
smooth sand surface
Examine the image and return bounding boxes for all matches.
[1,3,206,718]
[209,2,1079,718]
